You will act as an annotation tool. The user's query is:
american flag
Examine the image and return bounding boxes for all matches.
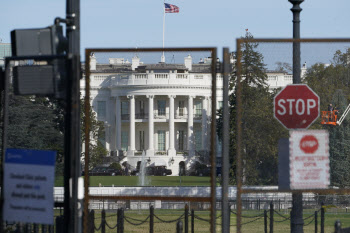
[165,3,179,13]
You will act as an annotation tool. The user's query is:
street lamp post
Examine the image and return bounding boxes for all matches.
[289,0,304,232]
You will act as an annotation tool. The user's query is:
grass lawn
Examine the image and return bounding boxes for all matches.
[55,176,212,187]
[88,209,350,233]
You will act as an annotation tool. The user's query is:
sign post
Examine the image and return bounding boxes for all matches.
[3,149,56,224]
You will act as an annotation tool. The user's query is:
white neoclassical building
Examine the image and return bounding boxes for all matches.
[81,53,307,175]
[81,54,223,175]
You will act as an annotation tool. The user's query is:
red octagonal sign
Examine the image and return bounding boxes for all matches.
[274,84,320,129]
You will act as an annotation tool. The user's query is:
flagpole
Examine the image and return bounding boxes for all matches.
[161,0,165,63]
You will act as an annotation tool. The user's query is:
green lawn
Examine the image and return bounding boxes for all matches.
[55,176,212,187]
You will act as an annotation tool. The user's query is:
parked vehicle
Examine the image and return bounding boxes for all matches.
[88,166,122,176]
[131,166,172,176]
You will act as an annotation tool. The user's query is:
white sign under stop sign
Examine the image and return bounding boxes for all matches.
[290,130,330,189]
[274,84,320,129]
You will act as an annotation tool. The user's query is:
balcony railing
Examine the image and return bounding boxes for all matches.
[135,113,148,119]
[121,114,129,120]
[175,114,188,119]
[154,113,168,119]
[176,150,188,156]
[155,151,167,155]
[194,113,202,119]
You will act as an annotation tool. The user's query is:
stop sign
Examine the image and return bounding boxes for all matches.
[274,84,320,129]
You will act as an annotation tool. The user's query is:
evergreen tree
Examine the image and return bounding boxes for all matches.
[218,32,288,185]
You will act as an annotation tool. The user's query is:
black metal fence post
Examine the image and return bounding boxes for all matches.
[315,211,318,233]
[177,220,183,233]
[270,202,274,233]
[185,204,189,233]
[191,209,194,233]
[33,223,39,233]
[120,207,124,233]
[117,208,121,233]
[89,210,94,233]
[101,209,106,233]
[42,224,47,233]
[335,220,341,233]
[290,210,293,232]
[49,225,54,233]
[56,215,64,233]
[321,203,325,233]
[150,205,154,233]
[264,210,268,233]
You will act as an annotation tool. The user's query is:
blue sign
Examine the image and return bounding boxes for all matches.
[3,148,56,224]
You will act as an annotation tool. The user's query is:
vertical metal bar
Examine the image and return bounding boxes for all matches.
[177,220,183,233]
[221,47,230,233]
[83,49,91,233]
[185,204,189,233]
[270,202,274,233]
[236,39,243,233]
[0,61,10,233]
[210,48,217,233]
[321,204,324,233]
[117,208,120,233]
[264,210,268,233]
[65,0,81,232]
[289,1,304,232]
[314,211,317,233]
[334,220,341,233]
[150,205,154,233]
[191,209,194,233]
[121,208,124,233]
[101,209,105,233]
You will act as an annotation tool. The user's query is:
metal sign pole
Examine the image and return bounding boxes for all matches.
[64,0,82,232]
[289,0,304,232]
[221,48,231,233]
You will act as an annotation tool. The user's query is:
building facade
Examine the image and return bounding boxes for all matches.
[82,54,223,175]
[82,54,307,175]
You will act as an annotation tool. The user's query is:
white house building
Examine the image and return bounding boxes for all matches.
[82,54,224,175]
[81,54,307,175]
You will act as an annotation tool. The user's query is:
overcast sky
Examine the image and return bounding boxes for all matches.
[1,0,350,62]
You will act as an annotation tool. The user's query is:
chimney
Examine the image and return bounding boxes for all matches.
[132,56,140,71]
[90,53,96,71]
[184,54,192,71]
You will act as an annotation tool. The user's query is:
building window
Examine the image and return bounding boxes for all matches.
[158,130,166,151]
[179,101,184,116]
[195,130,202,151]
[121,101,129,119]
[218,101,223,109]
[178,130,184,151]
[97,101,106,118]
[98,129,106,148]
[194,101,202,118]
[139,131,145,151]
[121,131,128,151]
[138,100,145,119]
[158,100,166,116]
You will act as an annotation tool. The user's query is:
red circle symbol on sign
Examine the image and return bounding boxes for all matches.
[274,84,320,129]
[300,135,319,153]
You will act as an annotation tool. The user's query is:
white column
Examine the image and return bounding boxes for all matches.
[115,96,122,154]
[168,95,176,156]
[202,96,208,150]
[128,95,135,155]
[187,95,195,156]
[147,95,154,156]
